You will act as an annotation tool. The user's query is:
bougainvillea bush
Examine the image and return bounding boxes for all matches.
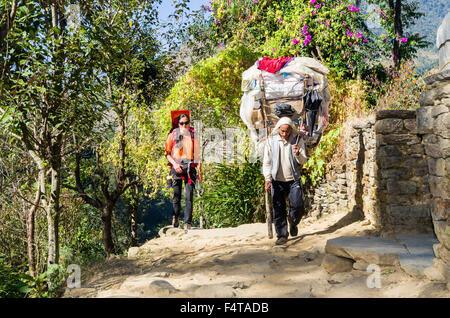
[208,0,396,78]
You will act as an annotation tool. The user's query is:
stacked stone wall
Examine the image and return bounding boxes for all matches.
[306,113,434,234]
[374,110,433,234]
[418,70,450,280]
[305,70,450,281]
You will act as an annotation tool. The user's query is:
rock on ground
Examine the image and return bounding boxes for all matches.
[321,254,354,274]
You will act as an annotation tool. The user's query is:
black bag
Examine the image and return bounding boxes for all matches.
[303,89,322,111]
[274,102,296,118]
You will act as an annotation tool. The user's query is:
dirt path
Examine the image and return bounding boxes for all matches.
[63,210,448,298]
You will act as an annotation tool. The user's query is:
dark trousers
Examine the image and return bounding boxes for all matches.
[271,179,306,238]
[171,167,196,225]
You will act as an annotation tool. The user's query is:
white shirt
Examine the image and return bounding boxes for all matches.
[263,132,307,182]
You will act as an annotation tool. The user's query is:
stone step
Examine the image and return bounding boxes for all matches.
[396,235,439,278]
[325,234,439,278]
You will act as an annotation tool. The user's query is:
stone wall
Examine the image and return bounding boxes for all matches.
[308,163,349,220]
[418,70,450,280]
[306,71,450,280]
[374,110,433,234]
[307,117,377,222]
[346,115,377,227]
[306,112,434,234]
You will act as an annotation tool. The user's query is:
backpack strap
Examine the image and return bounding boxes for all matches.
[168,128,198,171]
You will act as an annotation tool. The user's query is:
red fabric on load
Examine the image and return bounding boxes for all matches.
[257,56,294,74]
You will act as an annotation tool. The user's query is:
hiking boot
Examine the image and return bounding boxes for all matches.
[184,223,191,230]
[275,236,288,245]
[172,216,179,228]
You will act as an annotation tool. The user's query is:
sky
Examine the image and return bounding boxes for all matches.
[157,0,209,22]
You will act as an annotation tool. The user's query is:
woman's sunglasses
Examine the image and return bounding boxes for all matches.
[179,121,190,126]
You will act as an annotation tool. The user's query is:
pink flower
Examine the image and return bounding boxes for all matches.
[346,29,353,38]
[348,42,352,46]
[292,38,300,44]
[278,18,283,23]
[345,52,350,56]
[315,5,321,9]
[400,37,408,43]
[348,4,360,12]
[355,31,362,38]
[325,22,330,27]
[310,0,317,4]
[303,34,312,46]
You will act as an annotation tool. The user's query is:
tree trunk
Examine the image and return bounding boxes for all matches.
[102,204,115,258]
[390,0,403,67]
[26,170,43,277]
[0,0,19,44]
[130,183,139,247]
[46,157,61,267]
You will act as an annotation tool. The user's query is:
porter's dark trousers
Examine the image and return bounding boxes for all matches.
[271,179,306,239]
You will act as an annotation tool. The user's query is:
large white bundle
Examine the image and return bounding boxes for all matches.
[240,89,263,144]
[239,56,331,155]
[241,63,261,92]
[241,57,329,94]
[282,57,329,75]
[261,71,305,100]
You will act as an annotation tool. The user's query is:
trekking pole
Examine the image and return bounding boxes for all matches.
[265,188,273,239]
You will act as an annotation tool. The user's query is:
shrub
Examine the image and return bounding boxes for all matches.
[0,256,32,298]
[376,61,428,110]
[302,126,342,186]
[194,161,265,228]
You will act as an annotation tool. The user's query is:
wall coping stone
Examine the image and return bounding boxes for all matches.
[424,69,450,85]
[376,110,416,120]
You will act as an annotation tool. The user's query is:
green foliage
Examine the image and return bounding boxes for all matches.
[302,127,342,186]
[133,46,259,198]
[65,216,105,265]
[210,0,386,77]
[375,60,427,110]
[0,255,64,298]
[366,0,430,64]
[0,256,32,298]
[194,161,265,228]
[163,46,260,129]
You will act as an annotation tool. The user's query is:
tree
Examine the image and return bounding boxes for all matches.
[367,0,429,67]
[63,0,165,256]
[0,1,103,269]
[0,0,19,46]
[209,0,383,78]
